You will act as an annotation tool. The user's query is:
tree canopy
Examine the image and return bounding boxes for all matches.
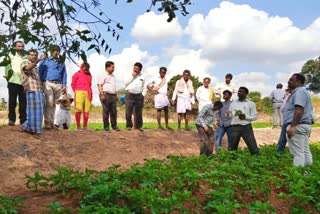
[301,56,320,93]
[0,0,192,65]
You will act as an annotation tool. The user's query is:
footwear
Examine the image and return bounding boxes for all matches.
[158,126,165,130]
[82,127,91,131]
[76,128,83,131]
[178,127,182,131]
[138,128,144,132]
[104,127,110,132]
[113,127,120,131]
[126,127,132,131]
[8,121,15,126]
[185,126,191,131]
[166,126,173,131]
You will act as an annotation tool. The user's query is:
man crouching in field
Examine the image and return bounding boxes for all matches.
[20,50,46,134]
[195,101,223,156]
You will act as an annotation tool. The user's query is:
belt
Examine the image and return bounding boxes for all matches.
[103,92,116,96]
[286,122,311,125]
[47,80,62,84]
[127,92,142,95]
[231,124,250,127]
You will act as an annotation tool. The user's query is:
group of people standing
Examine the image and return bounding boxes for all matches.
[5,41,314,167]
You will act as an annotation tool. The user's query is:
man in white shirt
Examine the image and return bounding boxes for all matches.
[215,73,237,101]
[269,83,286,128]
[196,77,215,112]
[148,67,171,130]
[125,62,147,131]
[227,86,260,155]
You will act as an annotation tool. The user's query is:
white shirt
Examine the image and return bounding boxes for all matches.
[98,73,116,94]
[196,85,212,112]
[215,82,237,101]
[172,81,195,104]
[125,73,148,96]
[149,76,168,94]
[229,99,257,126]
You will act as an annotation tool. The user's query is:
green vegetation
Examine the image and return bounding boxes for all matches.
[0,194,23,214]
[19,143,320,213]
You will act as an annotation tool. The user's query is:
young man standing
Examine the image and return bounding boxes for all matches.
[20,50,47,134]
[215,90,233,152]
[5,41,27,126]
[227,87,260,155]
[172,70,195,131]
[39,45,67,129]
[124,62,147,131]
[196,77,215,112]
[215,73,237,101]
[195,101,223,156]
[283,73,313,167]
[98,61,120,132]
[148,67,171,130]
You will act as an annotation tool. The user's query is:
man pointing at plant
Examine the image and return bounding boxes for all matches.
[227,86,260,155]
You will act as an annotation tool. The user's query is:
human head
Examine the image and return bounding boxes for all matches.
[237,86,249,100]
[183,69,191,81]
[133,62,143,74]
[276,83,283,89]
[288,73,305,90]
[81,62,90,73]
[27,49,38,62]
[213,101,223,111]
[203,77,211,88]
[14,41,25,55]
[49,45,60,59]
[222,90,232,101]
[159,67,167,78]
[105,61,115,74]
[225,73,233,84]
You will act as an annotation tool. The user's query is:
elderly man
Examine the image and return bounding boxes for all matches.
[283,73,313,167]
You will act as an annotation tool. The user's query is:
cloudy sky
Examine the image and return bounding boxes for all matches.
[1,0,320,105]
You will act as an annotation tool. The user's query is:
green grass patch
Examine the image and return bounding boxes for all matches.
[22,143,320,213]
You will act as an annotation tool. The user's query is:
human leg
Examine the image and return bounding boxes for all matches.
[125,93,134,129]
[8,83,18,124]
[225,126,232,150]
[215,126,225,152]
[157,109,162,128]
[242,125,260,155]
[196,124,210,155]
[17,84,27,124]
[277,124,288,153]
[230,126,242,151]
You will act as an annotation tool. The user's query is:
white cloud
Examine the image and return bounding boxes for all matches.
[185,1,320,64]
[233,72,272,97]
[131,11,183,42]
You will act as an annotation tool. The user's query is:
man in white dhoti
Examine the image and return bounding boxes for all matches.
[148,67,172,130]
[172,70,195,131]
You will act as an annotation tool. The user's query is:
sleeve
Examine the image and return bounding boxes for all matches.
[172,81,179,101]
[245,102,258,121]
[38,60,46,82]
[196,87,201,102]
[142,76,148,96]
[71,73,78,92]
[294,90,308,108]
[198,105,209,126]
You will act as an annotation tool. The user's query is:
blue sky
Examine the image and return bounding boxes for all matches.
[1,0,320,105]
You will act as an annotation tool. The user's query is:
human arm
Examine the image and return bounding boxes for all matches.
[287,105,304,139]
[22,54,47,72]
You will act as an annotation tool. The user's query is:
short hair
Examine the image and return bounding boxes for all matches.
[28,49,38,55]
[134,62,143,70]
[293,73,306,84]
[213,101,223,108]
[81,62,90,69]
[160,67,167,73]
[203,77,211,82]
[183,69,191,76]
[105,61,114,69]
[239,86,249,94]
[276,83,283,89]
[14,40,24,47]
[223,90,232,96]
[49,45,60,53]
[225,73,233,79]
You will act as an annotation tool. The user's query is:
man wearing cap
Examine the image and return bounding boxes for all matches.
[39,45,67,129]
[270,83,286,128]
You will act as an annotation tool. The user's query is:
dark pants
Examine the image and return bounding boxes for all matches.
[8,82,27,124]
[277,123,288,153]
[196,124,215,156]
[231,124,260,155]
[125,92,144,129]
[101,93,118,129]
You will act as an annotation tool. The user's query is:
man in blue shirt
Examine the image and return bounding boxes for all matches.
[39,45,67,129]
[283,73,313,167]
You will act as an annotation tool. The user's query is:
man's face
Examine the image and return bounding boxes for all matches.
[213,105,223,111]
[107,64,115,74]
[225,77,231,84]
[159,70,166,78]
[51,50,60,59]
[288,75,299,90]
[15,42,25,53]
[183,72,190,81]
[203,79,210,88]
[28,51,38,62]
[133,65,141,74]
[223,92,231,101]
[237,88,247,100]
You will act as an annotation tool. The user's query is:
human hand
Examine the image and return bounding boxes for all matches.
[203,125,209,132]
[39,53,47,61]
[287,125,295,139]
[61,87,67,94]
[239,114,246,120]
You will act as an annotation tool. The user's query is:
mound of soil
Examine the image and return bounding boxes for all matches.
[0,125,319,213]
